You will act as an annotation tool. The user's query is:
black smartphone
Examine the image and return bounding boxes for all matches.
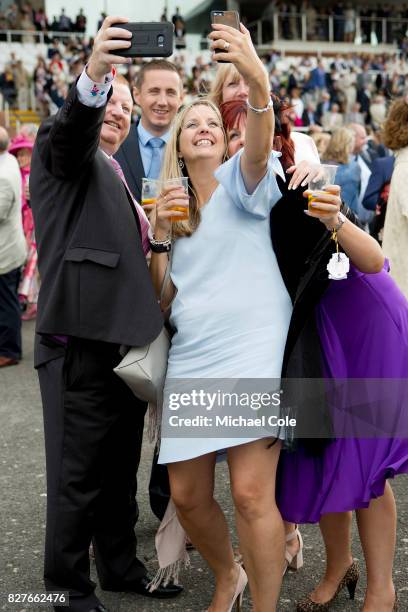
[111,22,174,58]
[210,11,240,63]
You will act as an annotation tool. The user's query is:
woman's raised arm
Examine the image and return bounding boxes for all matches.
[209,23,273,193]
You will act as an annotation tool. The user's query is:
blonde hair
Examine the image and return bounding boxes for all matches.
[208,64,241,107]
[322,128,355,165]
[311,132,331,158]
[160,99,227,238]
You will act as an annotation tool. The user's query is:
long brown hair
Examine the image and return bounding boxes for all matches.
[383,98,408,151]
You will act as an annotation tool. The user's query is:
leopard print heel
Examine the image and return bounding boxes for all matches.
[296,560,360,612]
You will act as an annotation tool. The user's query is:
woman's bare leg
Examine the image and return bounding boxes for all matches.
[307,512,353,603]
[357,481,396,612]
[168,453,238,611]
[228,439,284,612]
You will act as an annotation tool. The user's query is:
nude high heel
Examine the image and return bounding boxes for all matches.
[228,564,248,612]
[206,564,248,612]
[284,525,304,575]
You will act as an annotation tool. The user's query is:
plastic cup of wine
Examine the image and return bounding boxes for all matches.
[162,177,189,222]
[141,178,161,211]
[308,164,338,215]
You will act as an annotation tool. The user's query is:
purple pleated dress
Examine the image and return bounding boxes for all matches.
[276,260,408,523]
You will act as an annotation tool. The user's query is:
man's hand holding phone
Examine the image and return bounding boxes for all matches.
[87,16,132,82]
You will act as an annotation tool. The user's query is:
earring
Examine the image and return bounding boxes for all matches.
[178,158,184,170]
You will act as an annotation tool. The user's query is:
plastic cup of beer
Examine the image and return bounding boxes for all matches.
[141,178,160,210]
[308,164,338,215]
[162,177,189,222]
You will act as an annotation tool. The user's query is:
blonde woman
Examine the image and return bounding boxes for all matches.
[149,21,358,612]
[209,62,321,172]
[322,127,361,214]
[311,131,331,158]
[209,54,323,574]
[150,23,288,612]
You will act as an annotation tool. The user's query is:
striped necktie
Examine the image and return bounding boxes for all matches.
[110,156,150,256]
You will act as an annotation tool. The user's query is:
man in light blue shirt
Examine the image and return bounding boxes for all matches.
[114,59,183,201]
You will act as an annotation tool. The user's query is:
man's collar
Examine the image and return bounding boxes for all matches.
[99,148,111,159]
[137,120,171,145]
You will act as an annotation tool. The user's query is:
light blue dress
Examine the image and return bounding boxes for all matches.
[158,151,293,464]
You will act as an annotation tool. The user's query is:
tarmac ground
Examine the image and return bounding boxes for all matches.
[0,320,407,611]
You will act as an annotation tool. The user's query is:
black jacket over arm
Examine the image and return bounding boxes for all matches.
[30,84,163,347]
[271,175,359,449]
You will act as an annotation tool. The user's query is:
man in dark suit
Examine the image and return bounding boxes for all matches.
[30,16,182,612]
[316,91,331,125]
[114,59,183,202]
[115,59,183,522]
[362,155,395,211]
[301,102,318,127]
[362,155,394,242]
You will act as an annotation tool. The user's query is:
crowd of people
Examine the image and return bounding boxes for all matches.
[0,4,87,35]
[1,31,408,122]
[261,1,408,44]
[1,11,408,612]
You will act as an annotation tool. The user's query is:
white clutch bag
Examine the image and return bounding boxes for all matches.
[113,326,170,405]
[113,248,173,406]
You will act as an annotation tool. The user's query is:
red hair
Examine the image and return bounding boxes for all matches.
[220,95,295,171]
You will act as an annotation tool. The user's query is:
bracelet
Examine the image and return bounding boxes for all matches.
[246,97,274,114]
[149,234,172,253]
[327,211,347,233]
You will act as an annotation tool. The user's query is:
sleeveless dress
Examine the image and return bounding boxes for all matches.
[158,152,293,464]
[277,261,408,522]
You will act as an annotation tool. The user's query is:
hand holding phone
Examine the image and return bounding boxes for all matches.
[208,19,268,88]
[210,11,239,63]
[87,15,132,82]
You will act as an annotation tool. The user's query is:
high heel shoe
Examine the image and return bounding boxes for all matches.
[296,560,360,611]
[206,565,248,612]
[228,564,248,612]
[284,525,304,575]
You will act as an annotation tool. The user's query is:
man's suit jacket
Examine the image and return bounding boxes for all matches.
[0,151,26,275]
[362,155,394,211]
[30,85,163,347]
[114,122,146,203]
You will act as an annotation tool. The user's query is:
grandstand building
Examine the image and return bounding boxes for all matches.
[185,0,408,55]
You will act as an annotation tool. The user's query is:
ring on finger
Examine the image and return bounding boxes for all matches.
[223,40,230,50]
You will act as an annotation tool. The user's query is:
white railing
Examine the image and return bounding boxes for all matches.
[247,13,408,47]
[0,29,86,44]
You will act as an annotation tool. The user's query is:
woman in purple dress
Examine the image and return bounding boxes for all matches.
[278,261,407,612]
[220,98,406,611]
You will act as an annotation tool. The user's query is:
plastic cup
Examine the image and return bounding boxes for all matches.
[161,177,189,222]
[308,164,338,215]
[141,178,161,209]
